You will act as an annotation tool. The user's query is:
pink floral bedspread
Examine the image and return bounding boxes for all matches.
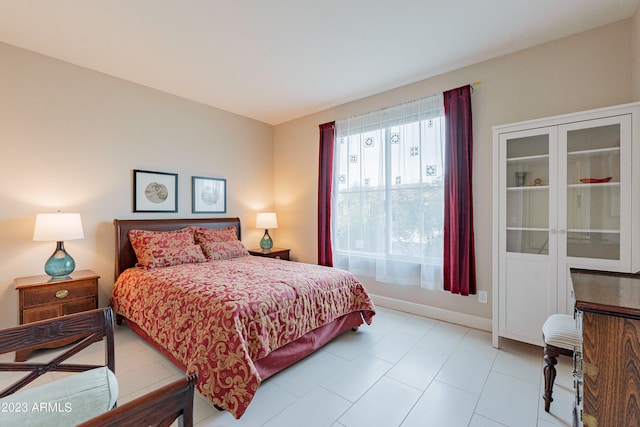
[110,256,375,418]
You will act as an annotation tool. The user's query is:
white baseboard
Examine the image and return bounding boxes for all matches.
[370,294,492,332]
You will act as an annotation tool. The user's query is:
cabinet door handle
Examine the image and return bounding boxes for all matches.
[559,229,566,235]
[550,229,557,234]
[55,289,69,299]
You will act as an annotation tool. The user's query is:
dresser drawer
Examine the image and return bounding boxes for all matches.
[21,279,97,309]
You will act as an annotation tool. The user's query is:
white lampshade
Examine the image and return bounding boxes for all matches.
[33,213,84,242]
[256,212,278,229]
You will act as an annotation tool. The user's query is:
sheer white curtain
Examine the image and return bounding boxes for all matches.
[332,93,445,290]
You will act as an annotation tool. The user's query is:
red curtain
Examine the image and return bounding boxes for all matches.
[443,85,476,295]
[318,121,335,266]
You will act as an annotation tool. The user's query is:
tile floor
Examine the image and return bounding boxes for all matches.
[1,306,576,426]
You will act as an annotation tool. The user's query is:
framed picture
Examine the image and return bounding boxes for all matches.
[133,169,178,212]
[192,176,226,213]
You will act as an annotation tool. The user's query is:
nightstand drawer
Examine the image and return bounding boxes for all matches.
[23,305,61,324]
[22,297,96,324]
[21,279,97,309]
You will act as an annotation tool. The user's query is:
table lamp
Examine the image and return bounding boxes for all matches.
[33,212,84,280]
[256,212,278,252]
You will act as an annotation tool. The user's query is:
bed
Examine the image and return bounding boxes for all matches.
[110,217,375,419]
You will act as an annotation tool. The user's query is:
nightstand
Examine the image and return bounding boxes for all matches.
[14,269,100,361]
[248,247,290,260]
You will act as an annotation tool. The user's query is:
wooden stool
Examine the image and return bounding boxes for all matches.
[542,313,582,412]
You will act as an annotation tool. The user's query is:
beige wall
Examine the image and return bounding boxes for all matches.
[274,20,634,324]
[0,42,274,329]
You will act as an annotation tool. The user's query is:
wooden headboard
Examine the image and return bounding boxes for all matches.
[113,217,241,280]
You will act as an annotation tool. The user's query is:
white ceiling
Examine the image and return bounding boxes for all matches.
[0,1,638,125]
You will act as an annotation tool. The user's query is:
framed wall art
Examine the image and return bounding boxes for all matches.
[133,169,178,212]
[192,176,226,213]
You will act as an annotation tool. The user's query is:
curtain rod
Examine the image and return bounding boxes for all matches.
[314,81,481,128]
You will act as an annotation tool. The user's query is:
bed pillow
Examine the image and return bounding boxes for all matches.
[193,226,239,243]
[193,226,248,260]
[199,240,249,260]
[129,228,206,269]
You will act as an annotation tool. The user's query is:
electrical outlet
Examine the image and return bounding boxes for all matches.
[478,290,488,304]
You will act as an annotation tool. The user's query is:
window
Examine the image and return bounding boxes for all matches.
[332,94,445,289]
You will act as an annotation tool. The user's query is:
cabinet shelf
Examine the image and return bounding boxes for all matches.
[507,185,549,191]
[567,228,620,234]
[567,146,620,157]
[506,154,549,163]
[507,227,621,234]
[567,182,619,189]
[507,227,548,232]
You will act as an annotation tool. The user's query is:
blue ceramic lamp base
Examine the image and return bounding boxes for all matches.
[44,241,76,280]
[260,229,273,252]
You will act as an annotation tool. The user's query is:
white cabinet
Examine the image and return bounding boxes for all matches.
[492,103,640,347]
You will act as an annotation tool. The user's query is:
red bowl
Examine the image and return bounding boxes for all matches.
[579,177,613,183]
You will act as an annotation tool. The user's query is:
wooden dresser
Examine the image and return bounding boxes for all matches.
[571,269,640,427]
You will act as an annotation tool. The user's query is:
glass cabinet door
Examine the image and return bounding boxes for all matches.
[561,116,629,263]
[503,131,554,255]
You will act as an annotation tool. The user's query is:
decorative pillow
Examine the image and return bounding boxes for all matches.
[199,239,249,260]
[129,228,206,269]
[193,226,239,243]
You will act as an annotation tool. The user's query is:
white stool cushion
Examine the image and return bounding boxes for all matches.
[0,366,118,426]
[543,313,582,350]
